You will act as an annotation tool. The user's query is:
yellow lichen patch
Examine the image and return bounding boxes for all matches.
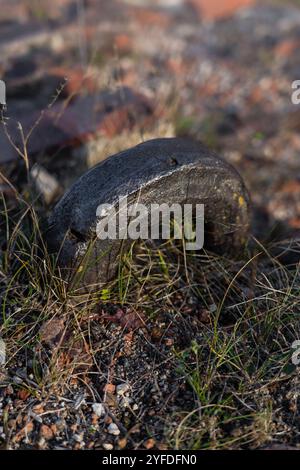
[238,196,245,207]
[233,192,246,207]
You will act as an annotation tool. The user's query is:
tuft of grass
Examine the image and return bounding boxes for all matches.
[1,91,300,448]
[1,182,300,448]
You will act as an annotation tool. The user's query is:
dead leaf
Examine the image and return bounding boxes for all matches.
[144,438,155,449]
[104,308,145,331]
[18,389,30,400]
[39,318,65,347]
[104,383,116,394]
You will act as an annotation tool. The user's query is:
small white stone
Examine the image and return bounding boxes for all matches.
[120,396,131,408]
[30,164,61,205]
[116,383,130,396]
[73,433,83,443]
[38,437,46,448]
[92,403,106,417]
[103,442,113,450]
[132,403,139,411]
[50,34,64,52]
[107,423,120,436]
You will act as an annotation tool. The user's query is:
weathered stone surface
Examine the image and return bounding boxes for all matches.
[46,138,250,288]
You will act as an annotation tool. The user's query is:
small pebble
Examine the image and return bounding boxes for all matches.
[92,403,106,417]
[73,433,83,443]
[30,164,61,205]
[13,376,23,385]
[103,442,113,450]
[120,396,131,408]
[116,383,130,395]
[107,423,120,436]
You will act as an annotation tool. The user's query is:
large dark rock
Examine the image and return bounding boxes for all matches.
[46,138,250,288]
